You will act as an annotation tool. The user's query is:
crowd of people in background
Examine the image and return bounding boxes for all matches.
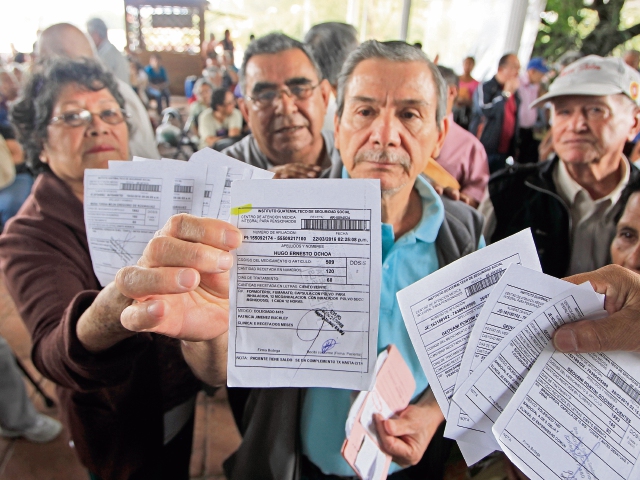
[2,15,640,480]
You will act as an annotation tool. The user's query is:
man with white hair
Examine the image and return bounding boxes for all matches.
[86,17,130,85]
[482,55,640,277]
[36,23,160,159]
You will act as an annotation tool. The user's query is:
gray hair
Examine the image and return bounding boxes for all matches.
[437,65,458,88]
[86,18,108,41]
[304,22,359,88]
[193,77,213,94]
[239,32,323,95]
[336,40,447,129]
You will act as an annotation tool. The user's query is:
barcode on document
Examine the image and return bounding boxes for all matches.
[301,219,370,231]
[464,269,505,297]
[607,370,640,403]
[174,185,193,193]
[120,183,161,192]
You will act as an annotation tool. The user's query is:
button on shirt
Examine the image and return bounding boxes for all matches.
[553,158,630,275]
[300,174,447,476]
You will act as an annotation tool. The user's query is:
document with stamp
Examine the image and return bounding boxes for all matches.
[493,345,640,479]
[83,167,175,286]
[444,266,573,462]
[453,283,606,441]
[395,230,540,416]
[395,229,540,464]
[227,179,382,390]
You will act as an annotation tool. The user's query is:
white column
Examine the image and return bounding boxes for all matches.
[503,0,528,54]
[400,0,412,41]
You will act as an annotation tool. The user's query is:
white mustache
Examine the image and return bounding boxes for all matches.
[353,149,411,173]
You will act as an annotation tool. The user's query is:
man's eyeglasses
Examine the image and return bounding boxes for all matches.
[49,108,129,128]
[245,82,321,109]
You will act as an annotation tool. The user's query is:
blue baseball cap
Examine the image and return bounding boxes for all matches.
[527,57,549,73]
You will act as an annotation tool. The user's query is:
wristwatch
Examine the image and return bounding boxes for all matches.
[502,91,512,98]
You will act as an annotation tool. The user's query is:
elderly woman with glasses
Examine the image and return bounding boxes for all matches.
[0,58,202,480]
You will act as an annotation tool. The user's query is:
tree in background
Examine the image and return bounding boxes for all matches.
[534,0,640,61]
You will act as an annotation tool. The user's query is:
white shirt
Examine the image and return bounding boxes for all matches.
[553,157,629,275]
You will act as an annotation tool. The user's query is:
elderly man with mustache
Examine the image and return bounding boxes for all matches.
[223,33,340,179]
[117,40,485,479]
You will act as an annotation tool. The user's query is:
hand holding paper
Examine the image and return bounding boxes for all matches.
[554,264,640,353]
[117,214,243,341]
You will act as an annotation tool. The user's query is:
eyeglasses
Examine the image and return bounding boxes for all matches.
[49,108,129,128]
[245,82,321,109]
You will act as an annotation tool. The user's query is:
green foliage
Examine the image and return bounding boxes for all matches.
[533,0,640,61]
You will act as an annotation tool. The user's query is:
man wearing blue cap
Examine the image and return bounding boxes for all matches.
[517,57,549,164]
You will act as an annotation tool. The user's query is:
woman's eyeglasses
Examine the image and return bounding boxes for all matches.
[49,108,129,127]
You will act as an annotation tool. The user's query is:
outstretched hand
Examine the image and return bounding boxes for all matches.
[115,214,242,341]
[554,264,640,353]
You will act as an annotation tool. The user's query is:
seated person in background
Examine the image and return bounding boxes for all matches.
[481,55,640,278]
[198,87,242,149]
[129,59,148,106]
[145,53,171,115]
[188,78,213,136]
[0,134,32,229]
[117,39,485,480]
[37,23,160,159]
[434,66,488,208]
[221,52,239,90]
[202,55,223,88]
[0,58,218,479]
[223,32,339,179]
[611,177,640,274]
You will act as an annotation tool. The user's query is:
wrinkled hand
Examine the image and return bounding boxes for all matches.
[431,185,479,208]
[553,265,640,353]
[270,163,322,179]
[373,389,444,467]
[115,214,242,341]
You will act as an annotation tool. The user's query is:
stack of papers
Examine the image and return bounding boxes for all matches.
[83,149,273,286]
[398,229,640,479]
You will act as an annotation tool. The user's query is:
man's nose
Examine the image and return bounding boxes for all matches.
[369,111,401,147]
[274,91,298,115]
[567,109,589,131]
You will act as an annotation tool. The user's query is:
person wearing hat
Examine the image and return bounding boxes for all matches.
[479,55,640,278]
[517,57,550,164]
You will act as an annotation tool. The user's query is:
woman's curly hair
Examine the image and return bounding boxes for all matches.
[11,57,126,175]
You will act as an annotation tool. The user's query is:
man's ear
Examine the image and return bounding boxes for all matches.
[628,107,640,141]
[431,115,450,159]
[319,79,331,109]
[238,97,251,125]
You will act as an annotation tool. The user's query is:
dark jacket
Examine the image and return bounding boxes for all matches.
[0,173,201,479]
[471,76,520,156]
[488,157,640,278]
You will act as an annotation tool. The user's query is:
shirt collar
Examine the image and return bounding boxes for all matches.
[554,156,630,208]
[340,167,444,244]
